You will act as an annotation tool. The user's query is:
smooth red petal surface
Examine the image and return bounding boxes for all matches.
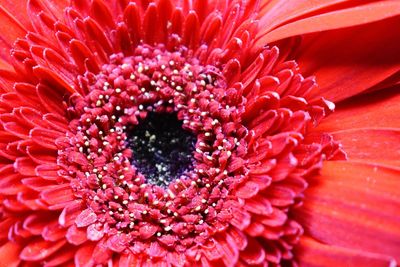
[0,242,22,267]
[0,3,27,61]
[0,0,33,30]
[294,161,400,261]
[316,88,400,132]
[258,1,400,44]
[296,236,396,267]
[258,0,349,31]
[331,128,400,167]
[20,239,66,261]
[295,17,400,102]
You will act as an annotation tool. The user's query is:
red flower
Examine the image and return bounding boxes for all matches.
[0,0,399,266]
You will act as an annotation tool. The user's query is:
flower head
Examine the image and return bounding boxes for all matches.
[0,0,399,266]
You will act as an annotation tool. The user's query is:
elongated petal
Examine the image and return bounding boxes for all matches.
[296,236,396,267]
[331,128,400,167]
[317,89,400,132]
[294,161,400,261]
[294,18,400,102]
[257,1,400,44]
[258,0,349,31]
[0,3,27,61]
[0,242,22,267]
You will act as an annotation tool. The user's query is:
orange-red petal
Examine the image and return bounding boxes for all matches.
[294,161,400,261]
[295,18,400,102]
[296,236,396,267]
[258,1,400,44]
[331,128,400,167]
[316,88,400,132]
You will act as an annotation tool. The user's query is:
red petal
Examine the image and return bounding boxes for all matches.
[235,181,260,199]
[40,184,74,206]
[244,194,273,215]
[258,0,348,32]
[27,142,58,164]
[33,66,77,95]
[66,224,88,245]
[14,157,38,176]
[296,18,400,102]
[30,127,61,150]
[35,163,60,180]
[148,241,166,258]
[20,238,66,261]
[231,207,251,230]
[92,239,112,264]
[139,223,158,239]
[240,237,265,265]
[23,214,50,235]
[42,220,67,241]
[260,207,288,227]
[296,236,396,267]
[214,234,239,266]
[331,128,400,167]
[0,242,21,267]
[258,1,400,44]
[59,200,83,227]
[43,245,75,267]
[227,227,247,251]
[0,3,27,61]
[317,89,400,131]
[35,82,71,115]
[295,161,400,261]
[0,165,24,195]
[74,243,95,267]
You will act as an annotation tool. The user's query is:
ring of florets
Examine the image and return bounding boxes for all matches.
[58,44,250,249]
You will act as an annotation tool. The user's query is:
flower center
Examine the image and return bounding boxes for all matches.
[126,112,196,187]
[59,44,248,250]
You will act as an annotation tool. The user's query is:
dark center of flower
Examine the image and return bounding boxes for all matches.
[126,112,196,187]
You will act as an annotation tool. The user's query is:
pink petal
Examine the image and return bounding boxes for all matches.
[75,208,97,227]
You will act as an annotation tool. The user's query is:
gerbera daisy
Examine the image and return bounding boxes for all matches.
[0,0,399,266]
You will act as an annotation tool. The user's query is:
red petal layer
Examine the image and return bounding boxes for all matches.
[0,3,27,61]
[296,18,400,102]
[331,128,400,167]
[20,238,66,261]
[0,242,22,267]
[316,88,400,132]
[296,236,396,267]
[294,161,400,261]
[258,1,400,44]
[258,0,348,32]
